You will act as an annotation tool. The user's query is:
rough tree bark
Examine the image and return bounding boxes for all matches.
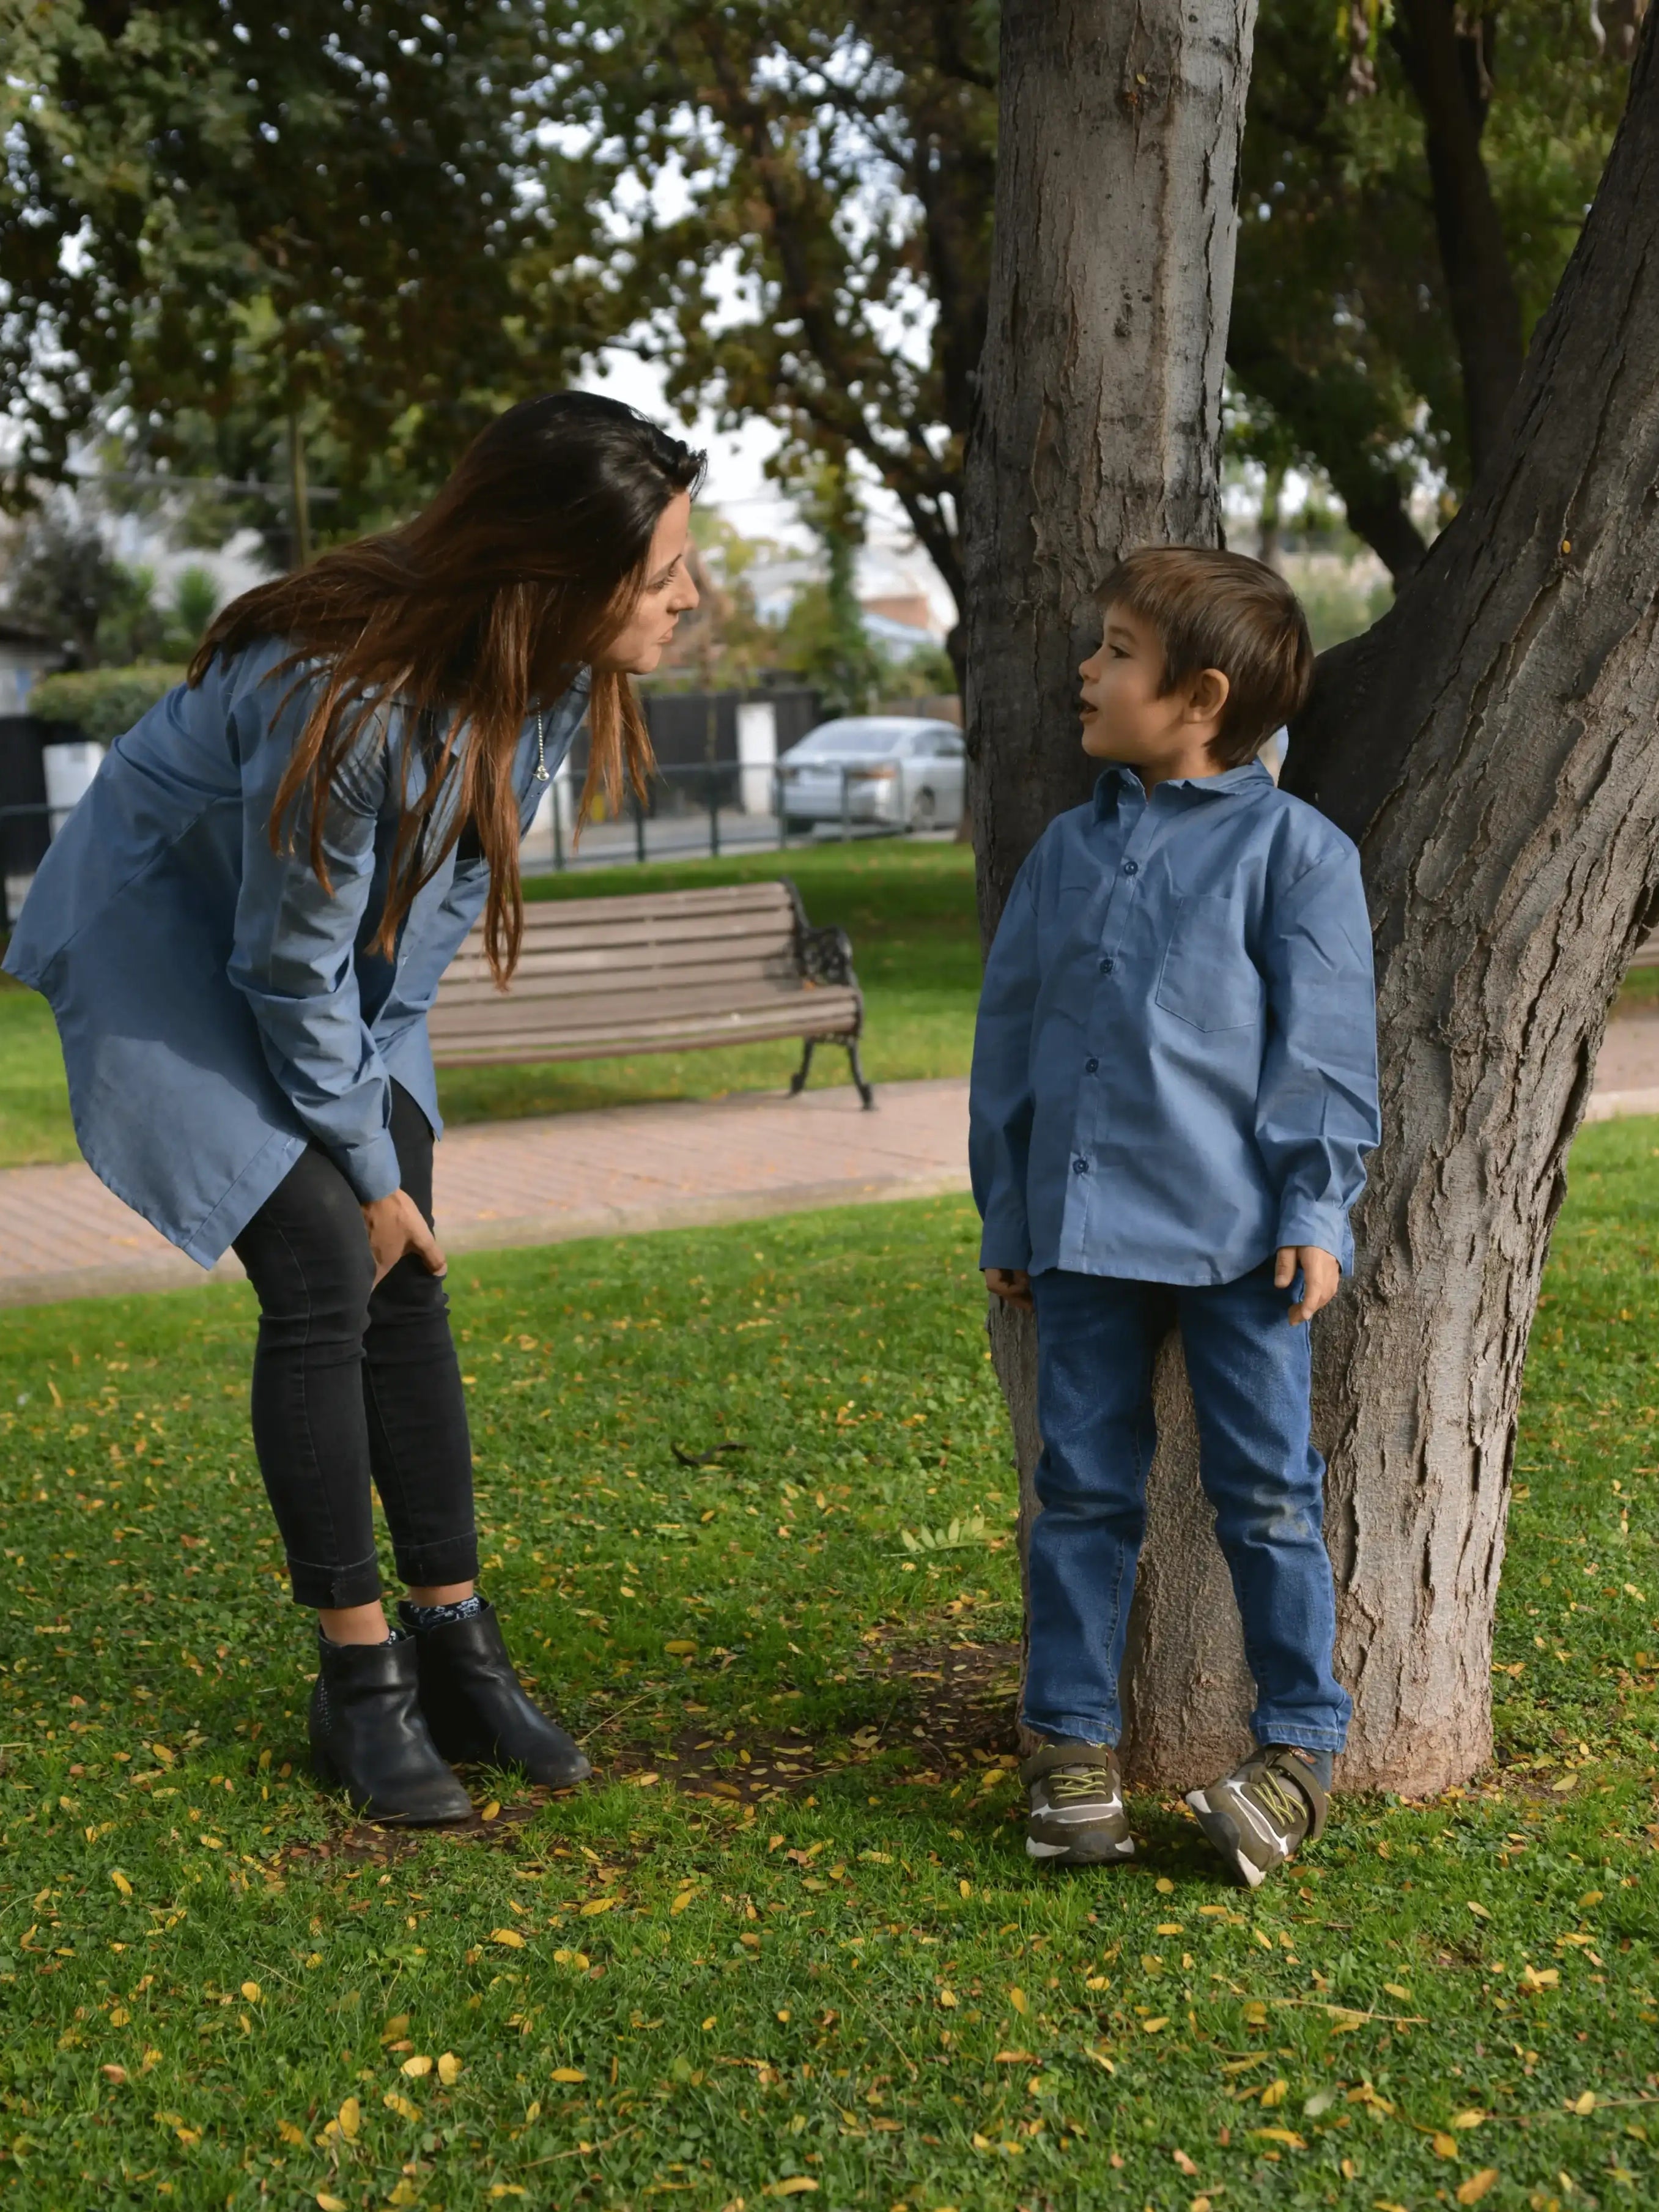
[962,0,1260,1778]
[1278,9,1659,1790]
[968,0,1659,1794]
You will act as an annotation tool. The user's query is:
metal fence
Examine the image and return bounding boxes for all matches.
[526,757,936,875]
[0,758,940,926]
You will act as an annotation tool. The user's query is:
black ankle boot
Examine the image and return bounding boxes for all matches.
[401,1599,592,1787]
[309,1631,473,1826]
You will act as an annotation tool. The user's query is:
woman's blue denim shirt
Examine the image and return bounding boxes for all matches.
[2,638,586,1266]
[969,758,1381,1285]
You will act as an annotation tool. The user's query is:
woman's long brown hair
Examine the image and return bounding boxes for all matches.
[188,393,704,982]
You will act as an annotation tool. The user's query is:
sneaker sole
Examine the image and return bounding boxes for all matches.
[1184,1788,1266,1889]
[1026,1833,1136,1866]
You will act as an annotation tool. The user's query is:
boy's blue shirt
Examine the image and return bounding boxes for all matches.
[969,756,1381,1285]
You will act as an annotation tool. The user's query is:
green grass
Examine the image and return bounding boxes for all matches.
[1,1134,1656,2210]
[0,841,980,1167]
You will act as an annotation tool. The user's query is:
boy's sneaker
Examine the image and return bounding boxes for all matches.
[1022,1740,1134,1865]
[1185,1745,1329,1888]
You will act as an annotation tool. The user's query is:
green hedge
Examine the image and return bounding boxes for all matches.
[29,664,188,741]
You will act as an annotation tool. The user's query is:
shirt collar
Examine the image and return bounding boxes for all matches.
[1093,755,1273,816]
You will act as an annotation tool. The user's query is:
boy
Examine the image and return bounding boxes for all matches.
[970,547,1379,1887]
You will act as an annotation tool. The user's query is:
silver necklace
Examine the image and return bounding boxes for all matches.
[534,709,549,783]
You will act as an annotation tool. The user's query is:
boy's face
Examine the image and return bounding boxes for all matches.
[1077,604,1229,773]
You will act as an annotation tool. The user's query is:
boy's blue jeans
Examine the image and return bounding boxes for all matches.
[1024,1261,1350,1756]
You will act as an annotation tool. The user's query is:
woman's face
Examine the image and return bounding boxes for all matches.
[590,491,700,673]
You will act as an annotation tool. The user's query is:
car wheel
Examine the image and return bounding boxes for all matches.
[783,814,815,835]
[909,788,937,832]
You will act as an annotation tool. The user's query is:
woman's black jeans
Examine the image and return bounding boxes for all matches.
[232,1082,478,1608]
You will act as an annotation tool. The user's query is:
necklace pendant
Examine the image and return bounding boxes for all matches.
[533,710,550,782]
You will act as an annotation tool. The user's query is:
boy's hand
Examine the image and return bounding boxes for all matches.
[1275,1245,1339,1325]
[984,1266,1033,1310]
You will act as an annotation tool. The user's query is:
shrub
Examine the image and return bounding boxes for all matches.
[29,665,188,741]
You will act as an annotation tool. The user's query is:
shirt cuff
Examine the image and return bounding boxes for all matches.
[1274,1200,1353,1273]
[337,1130,402,1207]
[978,1217,1033,1273]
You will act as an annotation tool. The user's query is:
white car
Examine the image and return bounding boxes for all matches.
[777,716,966,834]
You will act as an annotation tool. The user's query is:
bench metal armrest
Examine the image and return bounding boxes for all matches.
[797,922,856,989]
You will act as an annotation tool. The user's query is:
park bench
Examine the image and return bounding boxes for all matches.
[427,876,874,1106]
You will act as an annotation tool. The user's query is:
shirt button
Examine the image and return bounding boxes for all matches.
[1121,859,1139,876]
[1098,955,1114,973]
[1085,1057,1099,1075]
[1072,1156,1089,1175]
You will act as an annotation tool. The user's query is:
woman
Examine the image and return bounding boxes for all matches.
[4,393,703,1824]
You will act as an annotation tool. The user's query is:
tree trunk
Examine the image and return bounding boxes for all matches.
[1276,10,1659,1791]
[1391,0,1527,482]
[963,0,1259,1775]
[967,0,1659,1794]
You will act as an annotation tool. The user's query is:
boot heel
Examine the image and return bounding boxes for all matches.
[311,1742,339,1788]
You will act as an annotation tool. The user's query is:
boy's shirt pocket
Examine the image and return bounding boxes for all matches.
[1155,891,1263,1032]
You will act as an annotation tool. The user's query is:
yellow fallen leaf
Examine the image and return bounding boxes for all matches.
[1260,2078,1288,2108]
[1008,1987,1028,2016]
[553,1950,590,1972]
[383,2092,421,2121]
[1172,2147,1199,2175]
[1432,2131,1458,2158]
[437,2052,462,2086]
[1520,1964,1559,1989]
[317,2197,347,2212]
[959,1879,972,1898]
[632,1771,660,1787]
[489,2189,526,2201]
[110,1870,132,1898]
[491,1927,527,1948]
[1452,2110,1486,2129]
[277,2120,305,2145]
[240,1981,261,2003]
[1084,1975,1110,1991]
[1570,2089,1596,2115]
[551,2066,586,2083]
[481,1800,501,1821]
[937,1988,958,2009]
[1156,1921,1183,1935]
[766,2183,819,2199]
[1383,1982,1411,2000]
[336,2096,361,2142]
[1578,1889,1604,1910]
[1155,1877,1175,1894]
[665,1640,696,1654]
[1455,2172,1499,2206]
[1142,2016,1170,2033]
[100,2064,127,2084]
[1466,1900,1491,1920]
[1254,1928,1274,1950]
[1249,2126,1306,2150]
[579,1897,617,1917]
[671,1890,694,1914]
[401,2054,434,2078]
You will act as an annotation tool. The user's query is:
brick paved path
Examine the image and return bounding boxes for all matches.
[6,1009,1659,1310]
[0,1078,972,1308]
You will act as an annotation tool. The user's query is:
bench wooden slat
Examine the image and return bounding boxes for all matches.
[430,989,863,1065]
[429,876,870,1101]
[437,955,805,1008]
[445,933,799,986]
[431,978,855,1038]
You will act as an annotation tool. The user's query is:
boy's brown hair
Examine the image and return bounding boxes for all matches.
[1095,546,1315,768]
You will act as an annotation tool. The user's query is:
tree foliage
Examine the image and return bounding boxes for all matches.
[0,0,608,533]
[544,0,1633,588]
[538,1,997,612]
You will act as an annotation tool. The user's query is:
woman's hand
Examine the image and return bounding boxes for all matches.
[362,1191,446,1287]
[985,1266,1034,1310]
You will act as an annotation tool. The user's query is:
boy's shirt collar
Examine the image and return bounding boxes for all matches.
[1092,755,1274,816]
